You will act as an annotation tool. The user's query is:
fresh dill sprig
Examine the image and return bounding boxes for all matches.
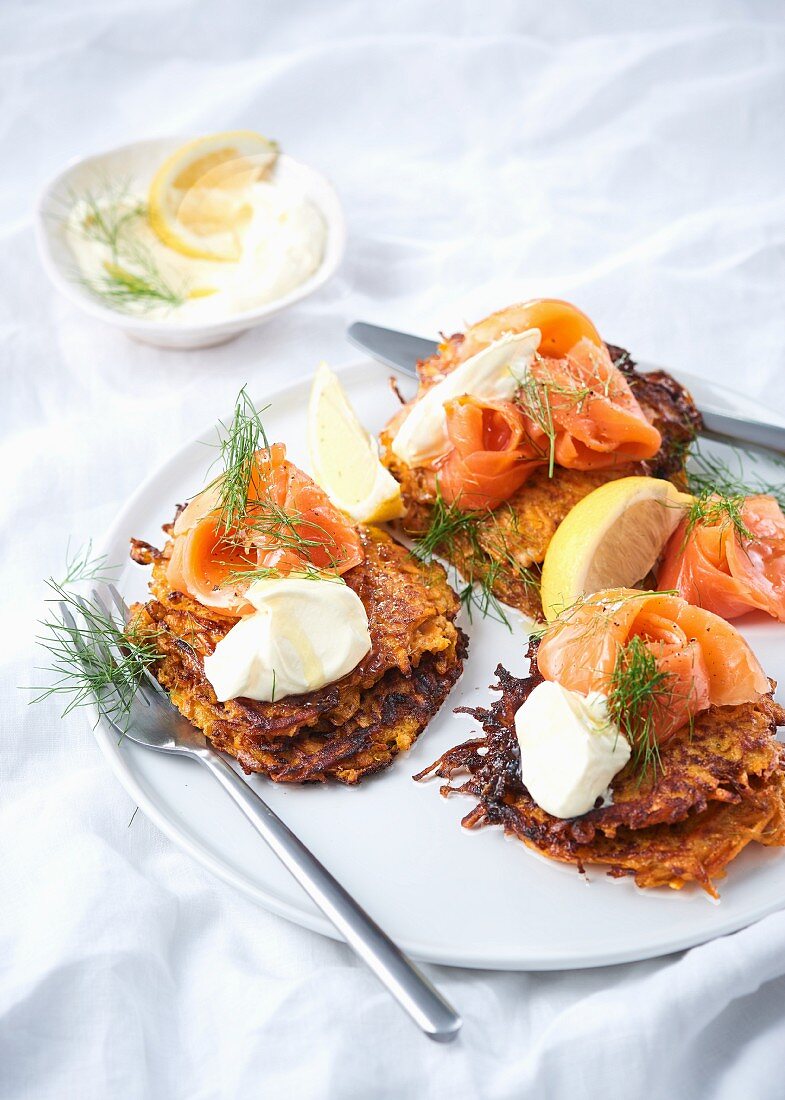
[411,484,483,562]
[608,636,675,779]
[71,182,187,315]
[243,502,337,562]
[608,641,665,778]
[207,387,342,574]
[686,443,785,510]
[515,365,595,478]
[683,489,753,545]
[461,558,510,624]
[211,386,272,533]
[82,260,185,313]
[32,568,161,734]
[412,484,538,628]
[75,180,146,254]
[61,539,117,586]
[516,370,557,475]
[222,562,341,587]
[483,503,542,597]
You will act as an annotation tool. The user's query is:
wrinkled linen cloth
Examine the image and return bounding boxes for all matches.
[3,2,785,1097]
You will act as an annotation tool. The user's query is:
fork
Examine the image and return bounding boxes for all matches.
[61,584,462,1043]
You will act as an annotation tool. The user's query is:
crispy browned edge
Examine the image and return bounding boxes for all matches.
[415,641,785,895]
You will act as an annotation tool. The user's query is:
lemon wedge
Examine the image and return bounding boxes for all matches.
[540,477,693,620]
[148,131,279,261]
[308,363,404,524]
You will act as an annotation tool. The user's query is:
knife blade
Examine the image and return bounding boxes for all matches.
[346,321,785,456]
[347,322,437,377]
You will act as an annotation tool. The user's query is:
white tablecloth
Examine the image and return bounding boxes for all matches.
[3,2,785,1096]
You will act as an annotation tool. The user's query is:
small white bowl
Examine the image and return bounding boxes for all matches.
[35,137,346,350]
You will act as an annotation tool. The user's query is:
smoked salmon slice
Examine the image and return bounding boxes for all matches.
[437,397,543,510]
[537,588,769,744]
[658,494,785,622]
[458,299,604,361]
[395,300,663,512]
[433,338,661,511]
[529,340,662,471]
[167,443,363,615]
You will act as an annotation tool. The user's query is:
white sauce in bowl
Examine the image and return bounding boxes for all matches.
[66,178,326,323]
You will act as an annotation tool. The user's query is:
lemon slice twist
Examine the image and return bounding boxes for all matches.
[148,131,279,262]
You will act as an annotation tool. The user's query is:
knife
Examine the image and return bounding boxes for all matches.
[347,321,785,456]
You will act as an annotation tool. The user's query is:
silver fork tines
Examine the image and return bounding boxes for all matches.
[93,586,162,705]
[108,582,130,623]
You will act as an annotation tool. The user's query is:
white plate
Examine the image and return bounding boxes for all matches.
[92,360,785,970]
[35,137,346,350]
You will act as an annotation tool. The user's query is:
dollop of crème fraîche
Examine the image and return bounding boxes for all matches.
[203,576,371,703]
[514,679,631,818]
[390,329,541,467]
[67,181,326,322]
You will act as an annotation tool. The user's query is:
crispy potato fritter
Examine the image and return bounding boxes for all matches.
[381,344,702,619]
[130,525,467,784]
[416,643,785,895]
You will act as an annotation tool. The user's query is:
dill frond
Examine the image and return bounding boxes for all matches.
[81,260,185,313]
[242,502,336,561]
[483,503,542,597]
[515,364,594,477]
[686,444,785,510]
[32,572,161,733]
[608,636,676,779]
[465,558,512,627]
[516,370,557,475]
[410,485,484,563]
[211,386,272,533]
[222,563,341,587]
[71,182,187,315]
[61,539,117,586]
[411,484,537,629]
[75,180,145,254]
[206,387,343,573]
[683,490,753,545]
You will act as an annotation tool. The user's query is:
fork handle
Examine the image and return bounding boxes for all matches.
[194,748,462,1042]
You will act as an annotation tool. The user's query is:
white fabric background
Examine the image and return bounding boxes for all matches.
[3,2,785,1097]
